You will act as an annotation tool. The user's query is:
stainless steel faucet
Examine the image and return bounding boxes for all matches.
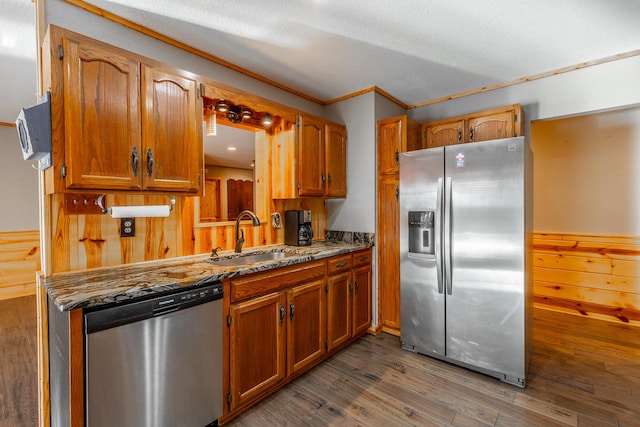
[235,210,261,253]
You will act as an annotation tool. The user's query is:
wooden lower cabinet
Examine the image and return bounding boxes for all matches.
[327,255,353,351]
[223,250,373,423]
[353,262,372,335]
[229,292,287,411]
[287,279,326,375]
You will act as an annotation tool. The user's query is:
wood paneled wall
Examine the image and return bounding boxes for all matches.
[0,230,40,300]
[533,233,640,325]
[45,194,328,274]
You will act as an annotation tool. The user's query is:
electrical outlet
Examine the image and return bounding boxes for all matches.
[120,217,135,237]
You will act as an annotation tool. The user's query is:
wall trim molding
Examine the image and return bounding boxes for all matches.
[61,1,640,111]
[62,0,325,106]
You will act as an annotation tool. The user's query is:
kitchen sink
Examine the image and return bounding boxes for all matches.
[209,251,298,267]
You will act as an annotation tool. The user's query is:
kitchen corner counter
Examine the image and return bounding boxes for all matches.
[42,239,373,312]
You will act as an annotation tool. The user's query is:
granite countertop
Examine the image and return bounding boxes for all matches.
[42,237,373,312]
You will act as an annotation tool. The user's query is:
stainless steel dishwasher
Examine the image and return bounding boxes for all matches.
[84,280,223,427]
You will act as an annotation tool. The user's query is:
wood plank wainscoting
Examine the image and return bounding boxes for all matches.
[533,233,640,325]
[0,230,40,300]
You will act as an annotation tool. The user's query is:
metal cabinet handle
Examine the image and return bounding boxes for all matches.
[354,280,359,292]
[321,173,326,184]
[358,255,367,262]
[289,301,295,322]
[348,281,352,296]
[335,261,347,268]
[395,148,399,165]
[131,146,139,177]
[327,173,332,186]
[146,148,154,177]
[457,129,462,143]
[279,304,285,326]
[469,127,474,142]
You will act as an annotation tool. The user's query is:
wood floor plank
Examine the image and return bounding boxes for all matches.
[2,296,640,427]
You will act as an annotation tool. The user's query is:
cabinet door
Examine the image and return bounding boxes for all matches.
[467,110,515,143]
[287,279,326,375]
[327,270,351,351]
[424,120,464,148]
[377,117,403,175]
[377,175,401,334]
[325,123,347,198]
[62,36,142,190]
[141,65,202,193]
[297,115,325,196]
[229,292,286,410]
[353,264,372,335]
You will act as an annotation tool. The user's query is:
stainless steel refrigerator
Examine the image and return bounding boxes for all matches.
[399,136,532,387]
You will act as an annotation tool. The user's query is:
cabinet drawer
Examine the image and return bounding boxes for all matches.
[327,254,352,274]
[353,249,372,267]
[230,261,325,302]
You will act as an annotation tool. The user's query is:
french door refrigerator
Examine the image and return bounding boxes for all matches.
[399,136,532,387]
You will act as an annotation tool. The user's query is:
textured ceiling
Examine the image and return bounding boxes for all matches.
[81,0,640,105]
[2,0,640,124]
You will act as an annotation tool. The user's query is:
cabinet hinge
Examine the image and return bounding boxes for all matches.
[57,45,64,60]
[226,315,231,326]
[227,393,232,405]
[198,83,204,99]
[60,163,67,178]
[515,113,518,122]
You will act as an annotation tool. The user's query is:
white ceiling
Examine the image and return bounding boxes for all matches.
[2,0,640,130]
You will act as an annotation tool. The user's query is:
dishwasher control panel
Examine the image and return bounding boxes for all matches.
[85,280,223,334]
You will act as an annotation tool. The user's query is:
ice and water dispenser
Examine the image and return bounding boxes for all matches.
[408,211,435,256]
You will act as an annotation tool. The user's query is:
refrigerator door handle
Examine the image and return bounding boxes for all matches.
[435,177,444,294]
[444,177,453,295]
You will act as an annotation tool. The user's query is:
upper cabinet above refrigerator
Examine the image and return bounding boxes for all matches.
[422,104,524,149]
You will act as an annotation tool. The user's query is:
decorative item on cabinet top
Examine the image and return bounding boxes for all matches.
[64,193,175,218]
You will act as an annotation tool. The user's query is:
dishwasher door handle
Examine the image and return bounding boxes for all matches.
[153,305,181,316]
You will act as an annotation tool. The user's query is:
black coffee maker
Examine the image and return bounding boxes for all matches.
[285,210,313,246]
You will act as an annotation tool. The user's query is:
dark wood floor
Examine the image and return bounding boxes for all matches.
[1,296,639,426]
[227,309,640,427]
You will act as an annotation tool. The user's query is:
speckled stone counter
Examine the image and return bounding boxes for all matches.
[42,238,374,312]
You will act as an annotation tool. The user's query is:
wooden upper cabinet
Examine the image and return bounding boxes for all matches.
[44,26,203,195]
[141,65,201,193]
[422,104,523,148]
[297,115,325,197]
[272,114,347,199]
[62,35,142,191]
[424,119,464,148]
[324,122,347,198]
[377,117,403,176]
[377,115,421,176]
[467,109,516,143]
